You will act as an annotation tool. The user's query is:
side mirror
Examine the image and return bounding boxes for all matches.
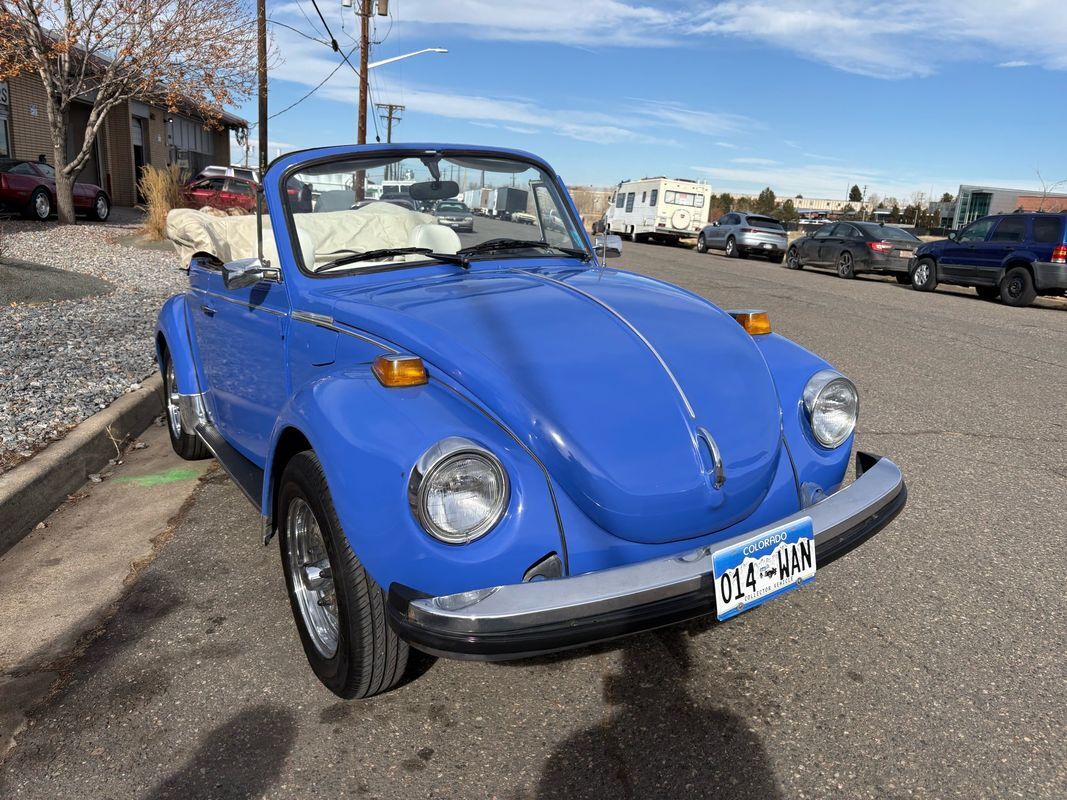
[946,230,957,241]
[222,257,281,289]
[593,234,623,258]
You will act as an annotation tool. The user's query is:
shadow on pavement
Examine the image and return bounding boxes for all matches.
[535,628,781,800]
[144,704,296,800]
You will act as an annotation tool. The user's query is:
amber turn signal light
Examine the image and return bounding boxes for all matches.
[728,310,772,335]
[373,354,428,387]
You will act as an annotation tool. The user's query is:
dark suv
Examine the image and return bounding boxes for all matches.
[909,213,1067,306]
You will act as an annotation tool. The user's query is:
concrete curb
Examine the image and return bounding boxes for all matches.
[0,374,164,557]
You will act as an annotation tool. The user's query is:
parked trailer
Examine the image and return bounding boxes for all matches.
[463,188,492,215]
[487,186,529,221]
[605,177,712,242]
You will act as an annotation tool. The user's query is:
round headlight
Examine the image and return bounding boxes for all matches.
[409,438,509,544]
[803,371,858,448]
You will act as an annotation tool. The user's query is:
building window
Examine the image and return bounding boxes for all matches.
[0,117,9,157]
[649,189,657,206]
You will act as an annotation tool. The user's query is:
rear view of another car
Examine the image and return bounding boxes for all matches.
[433,199,475,232]
[698,212,788,262]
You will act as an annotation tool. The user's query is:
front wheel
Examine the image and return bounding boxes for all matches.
[279,451,411,699]
[725,237,739,258]
[89,192,110,221]
[696,234,708,253]
[999,266,1036,307]
[786,247,803,269]
[836,251,855,279]
[26,188,51,221]
[911,258,938,291]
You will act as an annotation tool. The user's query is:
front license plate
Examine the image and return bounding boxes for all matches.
[711,517,815,621]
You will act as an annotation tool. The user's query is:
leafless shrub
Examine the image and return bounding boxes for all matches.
[138,165,183,241]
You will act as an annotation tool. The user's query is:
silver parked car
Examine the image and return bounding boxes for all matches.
[697,212,788,262]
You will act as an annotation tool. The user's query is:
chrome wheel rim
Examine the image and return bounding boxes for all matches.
[915,263,929,285]
[96,196,108,218]
[839,253,852,275]
[35,193,49,219]
[286,498,339,658]
[726,240,734,255]
[697,236,705,252]
[787,249,798,268]
[165,361,182,438]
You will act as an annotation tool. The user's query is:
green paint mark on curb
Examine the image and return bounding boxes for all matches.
[114,467,200,487]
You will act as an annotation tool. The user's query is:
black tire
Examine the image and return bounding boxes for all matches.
[895,274,911,285]
[836,250,856,279]
[725,237,739,258]
[975,284,999,300]
[910,257,938,291]
[162,353,210,460]
[696,233,708,254]
[26,187,51,221]
[999,266,1037,307]
[786,247,803,270]
[88,192,110,221]
[770,252,785,264]
[279,451,410,699]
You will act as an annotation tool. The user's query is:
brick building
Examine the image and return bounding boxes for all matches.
[0,73,246,207]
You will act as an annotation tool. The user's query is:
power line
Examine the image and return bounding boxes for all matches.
[267,18,329,46]
[248,42,358,129]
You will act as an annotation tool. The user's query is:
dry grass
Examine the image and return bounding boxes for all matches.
[138,165,183,241]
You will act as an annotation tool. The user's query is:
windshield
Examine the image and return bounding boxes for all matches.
[857,223,920,241]
[285,152,588,274]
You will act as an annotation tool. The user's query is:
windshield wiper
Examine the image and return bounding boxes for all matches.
[318,247,466,272]
[456,238,591,262]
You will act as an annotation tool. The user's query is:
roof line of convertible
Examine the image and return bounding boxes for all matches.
[264,143,553,176]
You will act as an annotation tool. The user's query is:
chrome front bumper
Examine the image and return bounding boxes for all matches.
[387,452,906,660]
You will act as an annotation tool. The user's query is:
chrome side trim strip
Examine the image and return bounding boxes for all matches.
[517,270,696,419]
[198,290,288,316]
[696,426,726,489]
[403,454,904,635]
[291,310,398,352]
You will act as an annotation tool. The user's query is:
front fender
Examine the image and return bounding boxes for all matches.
[264,366,567,597]
[155,293,201,394]
[753,333,852,498]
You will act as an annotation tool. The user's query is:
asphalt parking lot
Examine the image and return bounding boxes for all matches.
[2,242,1065,799]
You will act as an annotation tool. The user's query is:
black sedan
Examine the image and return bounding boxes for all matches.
[785,221,921,280]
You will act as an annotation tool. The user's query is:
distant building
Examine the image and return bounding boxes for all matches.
[0,74,245,206]
[951,184,1067,228]
[730,192,871,218]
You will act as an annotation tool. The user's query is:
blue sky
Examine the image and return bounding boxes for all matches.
[233,0,1067,202]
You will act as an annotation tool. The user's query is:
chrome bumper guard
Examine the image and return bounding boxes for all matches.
[387,452,906,660]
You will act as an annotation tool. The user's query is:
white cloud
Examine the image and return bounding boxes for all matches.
[690,1,1067,78]
[997,60,1030,68]
[715,141,740,149]
[731,157,779,166]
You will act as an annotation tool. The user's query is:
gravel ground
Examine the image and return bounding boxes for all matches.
[0,209,182,472]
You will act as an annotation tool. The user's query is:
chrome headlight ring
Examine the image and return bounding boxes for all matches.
[408,437,510,545]
[802,370,859,449]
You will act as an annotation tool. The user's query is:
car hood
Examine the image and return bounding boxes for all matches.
[323,265,784,544]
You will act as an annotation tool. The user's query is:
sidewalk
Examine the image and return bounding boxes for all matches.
[0,424,210,761]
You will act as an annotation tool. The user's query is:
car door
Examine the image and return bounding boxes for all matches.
[810,224,836,264]
[797,225,830,263]
[826,223,860,264]
[187,257,291,463]
[941,217,997,282]
[979,215,1027,285]
[710,213,735,248]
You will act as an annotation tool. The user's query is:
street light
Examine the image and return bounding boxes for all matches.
[367,47,447,70]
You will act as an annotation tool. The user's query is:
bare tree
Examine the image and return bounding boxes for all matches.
[1035,170,1067,212]
[0,0,256,223]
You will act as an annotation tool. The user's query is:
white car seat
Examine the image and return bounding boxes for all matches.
[408,223,462,254]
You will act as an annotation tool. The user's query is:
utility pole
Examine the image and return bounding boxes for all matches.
[353,0,371,201]
[376,102,404,143]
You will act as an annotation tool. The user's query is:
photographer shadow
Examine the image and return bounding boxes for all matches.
[536,628,781,799]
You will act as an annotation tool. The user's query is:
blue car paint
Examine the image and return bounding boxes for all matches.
[156,294,202,394]
[157,143,853,599]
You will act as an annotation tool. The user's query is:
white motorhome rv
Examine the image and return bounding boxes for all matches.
[605,177,712,242]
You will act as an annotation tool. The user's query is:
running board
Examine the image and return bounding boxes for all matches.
[195,423,265,510]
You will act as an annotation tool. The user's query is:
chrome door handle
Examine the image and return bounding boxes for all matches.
[200,304,216,317]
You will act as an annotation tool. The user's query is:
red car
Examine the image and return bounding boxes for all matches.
[0,158,111,221]
[182,175,258,213]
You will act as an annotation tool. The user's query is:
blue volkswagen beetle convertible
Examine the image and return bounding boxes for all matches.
[156,144,907,699]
